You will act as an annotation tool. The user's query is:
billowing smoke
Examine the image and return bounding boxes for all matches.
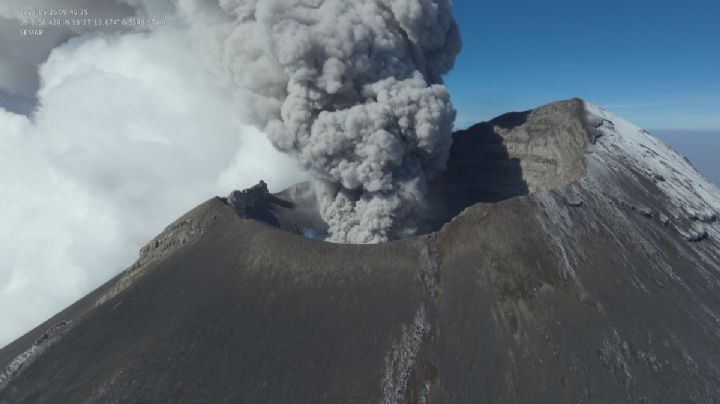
[0,2,306,347]
[178,0,461,243]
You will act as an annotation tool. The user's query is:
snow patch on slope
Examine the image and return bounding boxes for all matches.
[585,102,720,244]
[381,306,431,404]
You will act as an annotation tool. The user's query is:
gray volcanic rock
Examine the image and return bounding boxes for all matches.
[425,99,592,231]
[2,99,720,403]
[224,180,328,236]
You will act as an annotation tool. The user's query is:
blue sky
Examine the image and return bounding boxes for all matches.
[446,0,720,131]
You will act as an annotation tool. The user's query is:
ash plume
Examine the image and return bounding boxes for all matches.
[180,0,462,243]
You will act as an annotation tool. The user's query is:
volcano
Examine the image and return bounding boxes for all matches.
[2,99,720,403]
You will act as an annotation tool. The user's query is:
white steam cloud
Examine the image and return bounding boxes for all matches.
[176,0,461,243]
[0,0,138,109]
[0,14,305,346]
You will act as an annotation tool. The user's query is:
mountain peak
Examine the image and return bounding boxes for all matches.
[2,100,720,403]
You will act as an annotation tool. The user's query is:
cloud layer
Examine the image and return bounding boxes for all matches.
[0,23,306,346]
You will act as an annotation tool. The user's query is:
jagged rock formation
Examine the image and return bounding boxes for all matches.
[224,180,327,236]
[426,99,592,231]
[2,99,720,403]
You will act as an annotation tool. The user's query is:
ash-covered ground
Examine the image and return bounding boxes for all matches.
[2,99,720,403]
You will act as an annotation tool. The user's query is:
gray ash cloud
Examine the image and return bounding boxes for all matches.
[180,0,461,243]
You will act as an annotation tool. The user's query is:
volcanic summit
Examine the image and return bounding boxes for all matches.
[2,99,720,403]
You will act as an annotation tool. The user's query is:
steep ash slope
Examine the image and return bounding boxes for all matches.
[2,99,720,403]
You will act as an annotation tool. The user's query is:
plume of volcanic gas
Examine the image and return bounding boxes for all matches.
[181,0,461,243]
